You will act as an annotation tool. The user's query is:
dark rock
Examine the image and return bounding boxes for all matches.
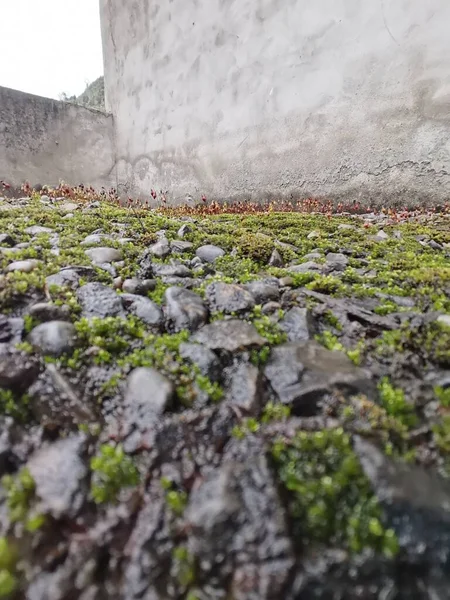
[122,278,156,295]
[85,246,122,264]
[268,248,284,267]
[27,434,88,519]
[192,320,265,353]
[123,368,174,444]
[121,294,163,328]
[279,307,312,342]
[28,321,77,357]
[0,233,16,247]
[152,263,192,278]
[223,360,262,414]
[149,238,171,259]
[77,282,126,319]
[245,280,280,304]
[429,240,444,251]
[0,315,23,344]
[165,287,208,332]
[29,363,95,427]
[205,281,255,313]
[262,301,282,314]
[186,439,294,592]
[45,266,97,290]
[354,436,450,570]
[196,244,225,263]
[179,342,221,381]
[0,352,40,391]
[264,341,372,413]
[137,249,154,279]
[28,303,71,322]
[171,240,194,253]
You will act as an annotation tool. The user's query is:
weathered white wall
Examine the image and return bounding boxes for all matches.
[0,86,116,192]
[100,0,450,206]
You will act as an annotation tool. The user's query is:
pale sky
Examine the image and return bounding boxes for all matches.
[0,0,104,100]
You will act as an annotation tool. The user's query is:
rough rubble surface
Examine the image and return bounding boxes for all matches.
[0,190,449,599]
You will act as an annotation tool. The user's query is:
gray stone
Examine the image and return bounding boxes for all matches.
[77,282,126,319]
[27,435,88,519]
[287,261,322,273]
[307,230,320,239]
[152,263,192,278]
[192,320,265,353]
[325,252,349,271]
[268,248,284,267]
[375,229,389,240]
[171,240,194,253]
[245,280,279,304]
[429,240,444,251]
[179,342,221,381]
[279,307,312,342]
[25,225,54,235]
[303,252,322,261]
[178,223,192,237]
[28,303,71,322]
[0,316,23,344]
[205,281,255,313]
[149,238,171,259]
[122,278,156,295]
[121,294,163,328]
[29,321,77,357]
[85,246,122,264]
[224,360,262,414]
[6,259,41,273]
[0,233,16,247]
[165,287,209,332]
[124,368,174,434]
[80,233,113,246]
[196,244,225,263]
[45,268,83,290]
[265,341,372,413]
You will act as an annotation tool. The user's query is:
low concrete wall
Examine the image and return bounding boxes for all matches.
[0,86,116,192]
[100,0,450,206]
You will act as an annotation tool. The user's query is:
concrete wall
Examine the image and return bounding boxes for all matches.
[0,86,116,191]
[100,0,450,206]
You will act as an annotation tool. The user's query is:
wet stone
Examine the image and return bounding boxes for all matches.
[192,320,265,353]
[196,244,225,263]
[205,281,255,313]
[165,287,209,332]
[28,321,77,357]
[77,282,126,319]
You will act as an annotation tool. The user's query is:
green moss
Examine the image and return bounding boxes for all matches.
[147,280,170,304]
[315,330,345,352]
[377,378,417,428]
[0,389,31,422]
[261,401,291,423]
[161,478,188,516]
[236,231,274,263]
[272,428,399,556]
[0,537,18,599]
[306,275,346,295]
[250,345,271,365]
[90,443,140,504]
[249,312,287,346]
[171,545,196,589]
[1,468,45,532]
[195,375,224,403]
[231,417,260,440]
[435,386,450,407]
